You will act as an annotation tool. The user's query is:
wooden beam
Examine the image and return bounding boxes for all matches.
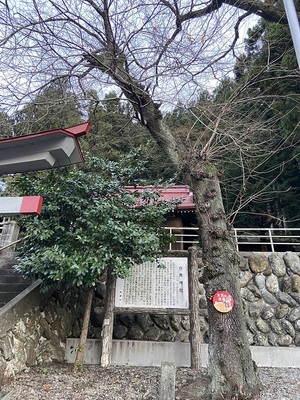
[188,247,202,370]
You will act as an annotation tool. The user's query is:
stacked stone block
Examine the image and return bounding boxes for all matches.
[109,252,300,346]
[240,252,300,346]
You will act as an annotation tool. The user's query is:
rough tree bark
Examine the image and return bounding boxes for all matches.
[185,168,260,399]
[73,287,94,372]
[188,247,202,371]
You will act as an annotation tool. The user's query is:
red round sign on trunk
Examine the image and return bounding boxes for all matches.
[212,291,234,313]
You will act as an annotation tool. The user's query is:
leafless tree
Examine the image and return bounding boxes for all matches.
[0,1,298,398]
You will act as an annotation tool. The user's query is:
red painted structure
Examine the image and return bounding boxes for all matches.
[0,123,89,174]
[125,185,196,211]
[0,123,89,216]
[0,196,43,216]
[126,185,197,250]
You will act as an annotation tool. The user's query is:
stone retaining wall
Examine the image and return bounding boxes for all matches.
[0,252,299,382]
[105,252,300,346]
[0,286,86,383]
[240,252,300,346]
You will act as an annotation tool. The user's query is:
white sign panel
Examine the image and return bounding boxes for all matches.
[115,258,189,309]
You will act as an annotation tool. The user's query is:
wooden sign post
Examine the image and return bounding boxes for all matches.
[100,253,201,369]
[188,247,202,370]
[100,269,117,367]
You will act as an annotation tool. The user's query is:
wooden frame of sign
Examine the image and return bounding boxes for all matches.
[100,247,201,369]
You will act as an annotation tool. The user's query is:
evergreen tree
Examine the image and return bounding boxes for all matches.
[84,91,175,182]
[216,17,300,228]
[12,153,176,370]
[0,110,13,138]
[13,80,83,135]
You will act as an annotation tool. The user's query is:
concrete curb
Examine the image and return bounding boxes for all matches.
[66,339,300,368]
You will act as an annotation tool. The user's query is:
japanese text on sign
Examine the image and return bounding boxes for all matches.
[115,258,189,309]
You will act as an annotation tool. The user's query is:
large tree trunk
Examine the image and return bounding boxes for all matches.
[90,48,260,396]
[186,170,260,399]
[130,102,260,396]
[127,96,260,397]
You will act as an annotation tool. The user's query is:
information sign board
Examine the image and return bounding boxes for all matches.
[115,258,189,309]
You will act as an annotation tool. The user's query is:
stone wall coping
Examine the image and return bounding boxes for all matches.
[0,279,51,336]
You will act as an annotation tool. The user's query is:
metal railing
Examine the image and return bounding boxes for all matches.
[165,227,300,252]
[1,217,299,253]
[165,227,199,251]
[233,228,300,252]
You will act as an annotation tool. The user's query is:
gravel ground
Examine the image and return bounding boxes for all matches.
[1,365,299,400]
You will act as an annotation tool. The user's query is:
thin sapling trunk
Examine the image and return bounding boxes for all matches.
[73,287,94,372]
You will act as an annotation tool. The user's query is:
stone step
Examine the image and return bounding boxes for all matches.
[0,268,19,275]
[0,257,28,307]
[0,283,30,292]
[0,291,27,304]
[0,260,18,269]
[0,274,29,283]
[0,267,29,284]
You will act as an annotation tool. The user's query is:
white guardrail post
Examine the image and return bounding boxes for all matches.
[268,229,275,252]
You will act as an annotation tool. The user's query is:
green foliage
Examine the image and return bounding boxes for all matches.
[84,91,175,182]
[13,80,83,135]
[0,110,13,138]
[164,91,213,145]
[12,154,178,288]
[216,18,300,228]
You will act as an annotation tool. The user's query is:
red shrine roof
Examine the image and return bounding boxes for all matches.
[125,185,196,211]
[0,122,89,174]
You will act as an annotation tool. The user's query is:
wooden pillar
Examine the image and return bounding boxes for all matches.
[100,268,116,367]
[188,247,202,369]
